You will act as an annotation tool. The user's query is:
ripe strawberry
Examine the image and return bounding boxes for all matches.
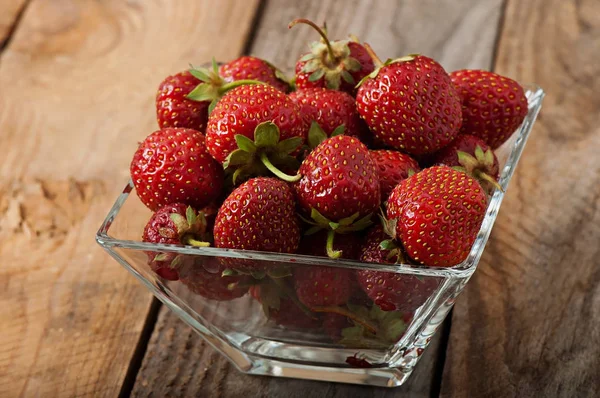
[131,128,224,211]
[450,69,528,148]
[387,166,487,267]
[250,285,321,329]
[178,260,249,301]
[142,203,211,281]
[289,19,374,94]
[369,150,420,200]
[205,85,306,183]
[156,71,208,131]
[220,56,291,93]
[289,88,368,146]
[294,266,354,307]
[356,52,462,155]
[213,177,300,270]
[356,225,439,312]
[298,230,362,260]
[432,134,500,192]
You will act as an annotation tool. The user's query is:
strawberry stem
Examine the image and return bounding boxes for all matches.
[311,306,378,334]
[220,79,267,93]
[289,18,337,63]
[259,152,301,182]
[183,236,210,247]
[363,43,383,67]
[326,230,342,259]
[473,170,504,192]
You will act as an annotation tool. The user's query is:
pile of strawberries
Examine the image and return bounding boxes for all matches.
[130,19,528,346]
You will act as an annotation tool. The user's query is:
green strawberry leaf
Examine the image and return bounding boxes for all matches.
[324,71,342,90]
[341,325,365,339]
[186,83,215,102]
[299,53,315,62]
[186,206,197,226]
[254,121,281,148]
[330,125,346,137]
[310,208,333,228]
[211,57,219,74]
[308,121,328,149]
[267,267,292,279]
[224,149,252,169]
[276,137,303,154]
[189,68,212,82]
[235,134,258,153]
[380,317,407,342]
[221,268,238,277]
[309,68,325,82]
[338,212,360,227]
[170,255,183,269]
[208,99,219,114]
[379,239,397,250]
[251,270,267,280]
[329,221,340,230]
[170,213,189,234]
[153,253,169,262]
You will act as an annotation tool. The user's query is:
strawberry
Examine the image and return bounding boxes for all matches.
[289,88,367,146]
[356,51,462,155]
[220,55,291,93]
[289,19,374,94]
[294,266,354,307]
[131,128,224,211]
[356,225,439,312]
[142,203,211,280]
[205,84,306,183]
[293,231,360,308]
[213,177,300,270]
[294,135,380,258]
[298,230,362,260]
[432,134,501,192]
[178,260,249,301]
[250,285,321,330]
[369,150,420,200]
[450,69,528,148]
[156,71,208,131]
[387,166,487,267]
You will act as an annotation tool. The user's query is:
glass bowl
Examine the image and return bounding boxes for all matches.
[96,86,544,388]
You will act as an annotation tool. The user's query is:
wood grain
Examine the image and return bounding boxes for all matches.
[0,0,259,396]
[441,0,600,397]
[0,0,28,46]
[132,0,504,396]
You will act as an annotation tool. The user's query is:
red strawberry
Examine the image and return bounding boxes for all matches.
[213,177,300,270]
[369,150,420,200]
[289,19,374,94]
[178,260,249,301]
[322,313,353,341]
[357,225,439,312]
[432,134,500,192]
[131,128,224,211]
[289,88,367,145]
[356,52,462,155]
[142,203,211,281]
[156,71,208,131]
[205,84,306,183]
[250,285,321,329]
[450,69,528,148]
[294,266,354,307]
[387,166,487,267]
[220,56,291,93]
[294,135,380,258]
[298,230,362,260]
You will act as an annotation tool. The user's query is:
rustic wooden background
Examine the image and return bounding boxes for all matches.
[1,0,598,397]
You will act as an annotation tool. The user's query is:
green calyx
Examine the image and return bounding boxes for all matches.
[187,57,267,113]
[223,121,303,184]
[355,44,420,88]
[377,211,408,264]
[334,303,409,348]
[453,146,503,193]
[307,121,345,149]
[289,18,363,90]
[302,208,374,259]
[167,206,211,247]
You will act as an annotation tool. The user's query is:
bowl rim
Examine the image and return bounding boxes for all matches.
[96,86,545,279]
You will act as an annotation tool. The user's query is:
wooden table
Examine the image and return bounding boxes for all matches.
[1,0,599,396]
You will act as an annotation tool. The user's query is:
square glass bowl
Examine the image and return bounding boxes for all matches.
[96,86,544,388]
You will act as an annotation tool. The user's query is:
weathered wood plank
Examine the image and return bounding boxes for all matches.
[0,0,259,396]
[0,0,28,46]
[133,0,504,396]
[441,0,600,397]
